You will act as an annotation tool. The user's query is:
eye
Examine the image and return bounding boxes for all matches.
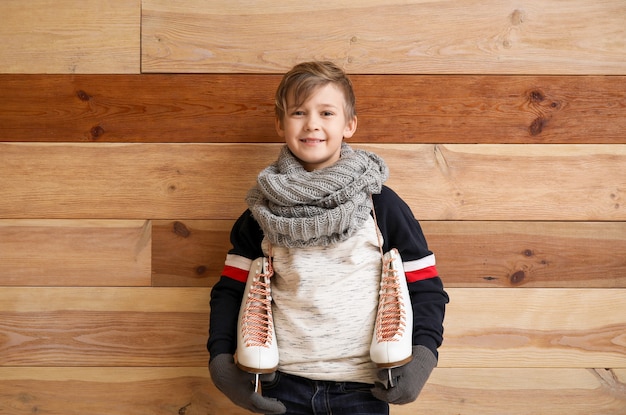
[322,111,334,117]
[291,110,305,116]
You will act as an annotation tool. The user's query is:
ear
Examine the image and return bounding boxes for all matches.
[275,117,285,138]
[343,115,357,139]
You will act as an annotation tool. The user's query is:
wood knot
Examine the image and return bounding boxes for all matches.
[529,90,545,103]
[90,125,105,139]
[529,117,545,136]
[195,265,207,275]
[76,90,91,101]
[510,270,526,285]
[510,9,525,26]
[178,402,191,415]
[173,221,191,238]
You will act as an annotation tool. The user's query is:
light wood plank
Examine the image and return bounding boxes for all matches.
[142,0,626,74]
[1,74,624,143]
[0,367,214,415]
[0,288,210,366]
[0,368,623,414]
[0,288,623,368]
[0,0,140,74]
[440,288,626,368]
[0,220,151,286]
[0,287,211,313]
[402,368,626,415]
[152,220,626,288]
[1,143,624,220]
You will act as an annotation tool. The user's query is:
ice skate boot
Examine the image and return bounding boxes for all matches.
[370,248,413,386]
[236,257,279,392]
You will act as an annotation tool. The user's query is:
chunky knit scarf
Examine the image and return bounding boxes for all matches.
[246,143,389,248]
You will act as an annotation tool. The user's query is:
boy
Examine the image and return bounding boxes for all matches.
[208,61,448,415]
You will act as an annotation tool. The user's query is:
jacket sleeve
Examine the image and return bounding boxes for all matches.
[372,186,449,358]
[207,209,264,361]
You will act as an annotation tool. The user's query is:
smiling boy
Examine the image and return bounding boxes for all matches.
[276,78,356,171]
[208,61,448,415]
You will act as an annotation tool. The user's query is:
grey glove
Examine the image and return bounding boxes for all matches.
[371,345,437,405]
[209,354,286,414]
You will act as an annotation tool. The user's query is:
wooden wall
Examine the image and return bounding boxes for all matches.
[1,1,625,413]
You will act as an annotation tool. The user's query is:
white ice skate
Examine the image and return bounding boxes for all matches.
[236,257,279,392]
[370,248,413,386]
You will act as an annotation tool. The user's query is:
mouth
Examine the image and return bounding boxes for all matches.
[300,138,325,144]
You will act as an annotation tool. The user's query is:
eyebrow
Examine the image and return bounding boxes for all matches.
[287,103,340,110]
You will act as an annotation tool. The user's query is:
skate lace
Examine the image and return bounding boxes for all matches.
[241,257,275,348]
[375,253,407,342]
[370,194,406,342]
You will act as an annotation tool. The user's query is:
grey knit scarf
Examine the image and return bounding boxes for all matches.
[246,143,389,248]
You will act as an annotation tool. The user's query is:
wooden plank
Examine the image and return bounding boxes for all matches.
[152,220,231,287]
[0,288,623,368]
[1,74,624,144]
[0,0,140,74]
[0,368,624,414]
[0,220,151,286]
[1,143,624,221]
[440,288,626,368]
[403,368,626,415]
[0,367,215,415]
[152,220,626,288]
[424,221,626,288]
[142,0,626,74]
[0,287,210,366]
[0,287,211,313]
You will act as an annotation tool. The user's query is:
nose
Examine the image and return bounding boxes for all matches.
[305,115,320,131]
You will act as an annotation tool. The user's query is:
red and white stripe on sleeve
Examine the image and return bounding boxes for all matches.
[221,254,253,283]
[403,254,438,283]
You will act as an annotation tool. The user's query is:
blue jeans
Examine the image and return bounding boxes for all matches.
[261,371,389,415]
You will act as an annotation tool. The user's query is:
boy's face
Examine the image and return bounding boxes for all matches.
[276,83,357,172]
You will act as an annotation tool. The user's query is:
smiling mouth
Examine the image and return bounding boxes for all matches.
[301,138,325,143]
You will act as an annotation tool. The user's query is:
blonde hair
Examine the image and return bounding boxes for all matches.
[275,61,356,122]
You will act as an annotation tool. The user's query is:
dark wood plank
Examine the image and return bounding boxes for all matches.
[152,220,626,288]
[1,75,624,143]
[152,220,231,287]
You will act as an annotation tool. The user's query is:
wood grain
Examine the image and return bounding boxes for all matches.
[1,74,624,143]
[0,367,214,415]
[142,0,626,74]
[1,143,624,220]
[152,220,232,287]
[441,288,626,368]
[404,368,626,415]
[0,287,210,366]
[0,0,140,74]
[0,220,151,286]
[0,287,623,368]
[423,221,626,288]
[0,368,624,415]
[152,220,626,288]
